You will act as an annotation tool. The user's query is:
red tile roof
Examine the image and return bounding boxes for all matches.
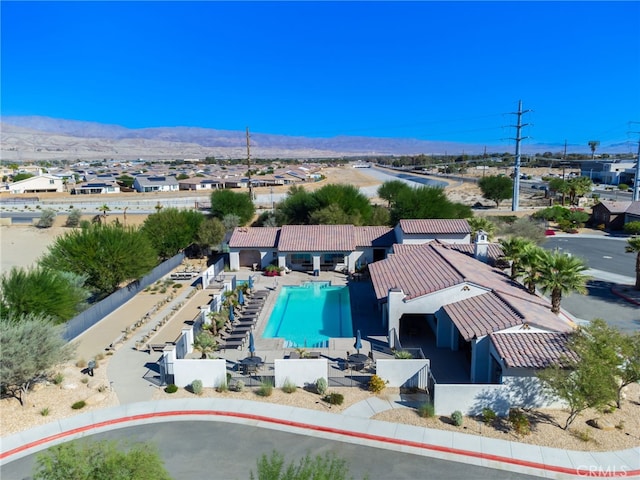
[228,227,280,248]
[399,219,470,234]
[596,201,631,214]
[354,226,395,247]
[443,292,523,340]
[490,332,578,369]
[441,243,505,264]
[278,225,355,251]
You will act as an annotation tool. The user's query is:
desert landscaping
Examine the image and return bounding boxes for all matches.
[1,164,637,456]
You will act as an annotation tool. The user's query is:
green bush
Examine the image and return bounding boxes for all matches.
[40,407,50,416]
[618,183,629,191]
[418,402,435,418]
[315,377,328,395]
[623,221,640,235]
[216,381,229,393]
[323,392,344,406]
[482,407,497,424]
[71,400,86,410]
[257,379,274,397]
[508,408,531,435]
[52,372,64,385]
[282,378,297,394]
[368,374,387,393]
[191,379,203,395]
[164,384,178,394]
[451,410,463,427]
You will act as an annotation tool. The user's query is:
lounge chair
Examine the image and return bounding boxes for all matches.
[218,338,244,351]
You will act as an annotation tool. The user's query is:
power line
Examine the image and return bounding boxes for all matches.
[508,100,532,212]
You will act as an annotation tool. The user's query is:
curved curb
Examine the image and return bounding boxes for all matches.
[611,287,640,306]
[2,400,639,478]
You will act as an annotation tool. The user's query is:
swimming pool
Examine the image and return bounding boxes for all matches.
[263,282,353,348]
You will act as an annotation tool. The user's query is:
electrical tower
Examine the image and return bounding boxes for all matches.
[634,133,640,202]
[509,100,531,211]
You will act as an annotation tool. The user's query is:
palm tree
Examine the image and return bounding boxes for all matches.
[588,140,600,160]
[468,216,497,241]
[499,237,535,279]
[536,250,589,314]
[98,204,110,223]
[192,331,217,359]
[518,244,545,294]
[625,236,640,290]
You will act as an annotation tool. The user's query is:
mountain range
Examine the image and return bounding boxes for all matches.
[0,115,619,162]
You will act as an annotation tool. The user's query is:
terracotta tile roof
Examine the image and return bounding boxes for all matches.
[625,201,640,216]
[369,245,464,300]
[490,332,578,369]
[228,227,280,248]
[390,243,422,255]
[354,226,395,247]
[441,243,505,264]
[370,242,574,333]
[278,225,355,251]
[399,219,470,234]
[443,292,523,340]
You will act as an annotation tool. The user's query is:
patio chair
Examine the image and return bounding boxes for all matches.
[219,338,244,351]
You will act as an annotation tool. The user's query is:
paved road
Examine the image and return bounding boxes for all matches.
[541,236,639,333]
[1,421,540,480]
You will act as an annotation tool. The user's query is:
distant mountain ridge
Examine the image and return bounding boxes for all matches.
[0,115,615,162]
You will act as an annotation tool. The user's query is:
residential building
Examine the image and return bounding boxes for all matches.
[5,174,64,194]
[133,175,179,193]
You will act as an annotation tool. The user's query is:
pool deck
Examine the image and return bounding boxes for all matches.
[220,268,388,366]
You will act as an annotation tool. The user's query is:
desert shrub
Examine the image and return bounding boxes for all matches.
[52,372,64,385]
[315,377,328,396]
[508,408,531,435]
[76,358,87,368]
[191,379,203,395]
[65,209,82,227]
[368,374,387,393]
[173,283,183,289]
[323,392,344,406]
[418,402,435,418]
[40,407,50,416]
[482,407,497,424]
[618,183,629,191]
[257,379,274,397]
[216,381,229,393]
[451,410,464,427]
[232,380,245,392]
[623,221,640,235]
[164,384,178,394]
[94,353,105,361]
[71,400,86,410]
[571,428,592,442]
[532,205,570,222]
[81,378,89,384]
[282,378,297,394]
[393,350,414,359]
[226,372,232,384]
[36,209,56,228]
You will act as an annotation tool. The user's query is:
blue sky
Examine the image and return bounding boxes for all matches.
[2,1,639,152]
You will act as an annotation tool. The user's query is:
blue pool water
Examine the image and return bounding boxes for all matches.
[263,282,353,348]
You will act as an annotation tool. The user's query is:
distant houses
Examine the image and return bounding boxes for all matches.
[4,174,64,194]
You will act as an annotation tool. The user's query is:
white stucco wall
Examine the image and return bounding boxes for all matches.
[274,358,327,388]
[172,358,227,388]
[376,359,430,388]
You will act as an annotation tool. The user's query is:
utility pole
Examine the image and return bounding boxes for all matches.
[246,127,253,200]
[632,127,640,202]
[510,100,531,211]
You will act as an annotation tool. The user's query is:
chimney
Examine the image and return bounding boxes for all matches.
[474,230,489,263]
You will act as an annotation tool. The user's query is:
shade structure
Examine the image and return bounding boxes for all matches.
[354,329,362,355]
[248,331,255,357]
[228,306,235,323]
[248,276,254,290]
[238,289,245,306]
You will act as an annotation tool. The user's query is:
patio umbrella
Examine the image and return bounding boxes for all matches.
[228,306,235,323]
[248,331,255,357]
[354,329,362,355]
[248,276,254,290]
[238,288,245,306]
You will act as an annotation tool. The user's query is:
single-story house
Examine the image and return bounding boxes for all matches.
[72,180,121,195]
[133,175,179,193]
[591,200,639,230]
[5,174,64,194]
[368,240,576,383]
[178,177,223,191]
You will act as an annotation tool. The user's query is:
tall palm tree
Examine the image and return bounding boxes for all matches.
[468,216,497,241]
[537,250,589,314]
[98,204,110,223]
[499,236,535,279]
[588,140,600,160]
[625,236,640,290]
